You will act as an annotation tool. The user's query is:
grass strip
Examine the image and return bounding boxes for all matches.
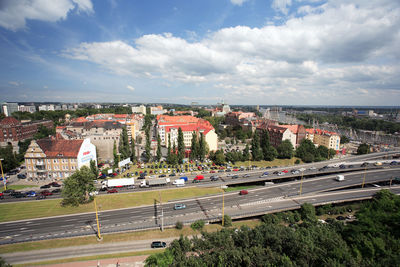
[0,185,34,192]
[0,187,222,222]
[224,185,259,192]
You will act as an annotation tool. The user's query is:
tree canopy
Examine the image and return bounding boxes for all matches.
[61,166,96,206]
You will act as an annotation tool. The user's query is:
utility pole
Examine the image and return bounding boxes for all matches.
[222,190,225,226]
[389,176,393,188]
[159,191,164,231]
[299,171,304,195]
[93,197,102,240]
[0,159,6,191]
[361,166,367,188]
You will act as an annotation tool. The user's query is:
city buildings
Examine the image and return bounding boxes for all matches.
[150,105,166,115]
[306,128,341,150]
[0,117,54,152]
[156,115,218,152]
[1,102,18,117]
[265,125,297,148]
[25,136,96,180]
[18,105,36,113]
[279,124,306,147]
[131,105,146,114]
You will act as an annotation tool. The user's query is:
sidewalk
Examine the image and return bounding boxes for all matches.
[32,255,148,267]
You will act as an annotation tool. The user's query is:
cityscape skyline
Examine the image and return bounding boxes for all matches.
[1,0,400,105]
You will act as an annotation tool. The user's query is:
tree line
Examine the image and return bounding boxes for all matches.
[145,190,400,266]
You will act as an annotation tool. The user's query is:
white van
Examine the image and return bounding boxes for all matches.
[336,175,345,181]
[173,179,185,187]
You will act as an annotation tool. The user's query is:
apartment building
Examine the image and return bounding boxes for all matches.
[265,125,297,149]
[25,137,96,180]
[156,115,218,152]
[305,128,341,150]
[279,124,306,147]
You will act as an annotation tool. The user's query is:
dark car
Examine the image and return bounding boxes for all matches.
[361,162,369,167]
[232,175,239,179]
[390,161,398,165]
[3,189,15,195]
[40,184,51,189]
[151,241,167,248]
[51,189,61,194]
[17,174,27,179]
[49,182,61,187]
[210,176,219,181]
[336,216,346,221]
[36,195,46,200]
[339,165,346,169]
[159,174,166,178]
[12,191,26,198]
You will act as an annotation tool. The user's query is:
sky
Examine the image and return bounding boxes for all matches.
[0,0,399,106]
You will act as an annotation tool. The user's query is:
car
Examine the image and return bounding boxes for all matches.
[36,195,46,200]
[12,191,26,198]
[361,162,369,167]
[51,189,61,194]
[151,241,167,248]
[26,191,36,197]
[173,203,186,210]
[192,179,200,183]
[2,189,15,195]
[107,188,118,193]
[7,170,18,175]
[210,170,216,173]
[243,174,250,178]
[374,162,382,166]
[40,190,53,196]
[127,185,135,189]
[210,176,219,181]
[309,166,317,170]
[292,170,300,174]
[49,182,61,187]
[0,192,3,199]
[348,165,354,168]
[40,184,51,189]
[390,161,398,165]
[339,164,346,169]
[282,170,289,173]
[232,175,239,179]
[225,169,232,172]
[239,190,248,195]
[159,174,166,178]
[273,171,279,175]
[277,171,285,176]
[17,173,26,179]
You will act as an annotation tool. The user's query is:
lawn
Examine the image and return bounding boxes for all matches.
[224,185,259,192]
[0,187,223,223]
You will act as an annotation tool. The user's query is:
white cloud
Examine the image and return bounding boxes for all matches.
[8,81,22,86]
[63,0,400,105]
[272,0,292,15]
[126,85,135,91]
[0,0,93,31]
[230,0,250,6]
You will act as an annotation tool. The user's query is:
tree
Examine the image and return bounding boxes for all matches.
[119,127,130,159]
[357,143,370,155]
[156,134,162,162]
[328,148,336,159]
[316,145,329,159]
[296,139,317,162]
[167,135,172,164]
[260,130,270,154]
[242,144,250,162]
[190,131,198,160]
[300,203,317,223]
[177,127,185,164]
[89,160,98,178]
[277,140,294,159]
[264,145,278,161]
[175,221,183,230]
[198,133,206,161]
[144,127,151,162]
[191,220,205,230]
[251,131,263,161]
[130,137,136,162]
[61,166,95,206]
[0,144,18,172]
[223,215,232,227]
[214,150,226,165]
[340,135,350,144]
[113,140,118,168]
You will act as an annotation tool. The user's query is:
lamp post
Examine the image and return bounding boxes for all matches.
[361,166,367,188]
[159,191,164,231]
[0,158,6,191]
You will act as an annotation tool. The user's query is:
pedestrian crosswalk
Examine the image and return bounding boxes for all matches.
[240,196,284,206]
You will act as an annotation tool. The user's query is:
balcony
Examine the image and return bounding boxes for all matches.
[36,161,45,166]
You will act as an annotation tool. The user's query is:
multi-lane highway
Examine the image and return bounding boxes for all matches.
[0,165,398,245]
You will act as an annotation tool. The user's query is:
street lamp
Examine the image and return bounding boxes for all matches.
[299,171,304,196]
[0,158,6,191]
[90,192,102,240]
[158,191,164,231]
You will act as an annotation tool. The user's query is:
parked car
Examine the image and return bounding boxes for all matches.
[2,189,15,195]
[17,174,27,179]
[231,175,239,179]
[210,176,219,181]
[243,174,250,178]
[12,191,26,198]
[151,241,167,248]
[0,192,3,199]
[173,203,186,210]
[40,190,53,196]
[40,184,51,189]
[49,182,61,187]
[107,188,118,193]
[26,191,36,197]
[239,190,248,195]
[51,189,61,194]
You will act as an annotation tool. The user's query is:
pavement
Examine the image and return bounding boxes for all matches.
[32,255,147,267]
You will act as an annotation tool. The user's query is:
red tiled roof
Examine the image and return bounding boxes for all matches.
[0,117,20,126]
[267,125,289,134]
[37,138,83,158]
[280,125,300,134]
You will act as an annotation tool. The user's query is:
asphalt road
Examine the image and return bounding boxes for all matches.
[3,186,400,265]
[0,166,398,245]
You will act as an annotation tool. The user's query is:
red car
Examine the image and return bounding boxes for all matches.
[239,190,248,195]
[107,188,118,194]
[282,170,289,173]
[210,170,216,173]
[233,169,239,172]
[40,190,53,196]
[0,192,4,199]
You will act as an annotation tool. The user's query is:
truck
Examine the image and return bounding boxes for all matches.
[179,176,188,182]
[336,175,345,182]
[102,178,135,189]
[194,175,204,181]
[173,179,185,187]
[140,178,171,188]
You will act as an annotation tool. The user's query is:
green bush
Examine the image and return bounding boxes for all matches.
[223,215,232,227]
[295,159,300,164]
[191,220,205,231]
[175,221,183,230]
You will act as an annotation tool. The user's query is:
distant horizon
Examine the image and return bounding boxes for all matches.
[1,0,399,105]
